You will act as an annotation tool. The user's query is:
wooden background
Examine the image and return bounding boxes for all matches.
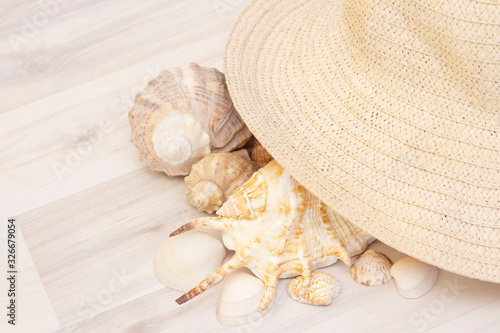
[1,0,500,332]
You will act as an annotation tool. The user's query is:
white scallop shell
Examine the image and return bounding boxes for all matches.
[390,256,439,298]
[153,230,226,292]
[216,268,272,326]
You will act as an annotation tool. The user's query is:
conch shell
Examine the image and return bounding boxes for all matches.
[350,249,393,287]
[286,272,341,306]
[246,138,273,168]
[185,150,258,214]
[171,160,374,310]
[129,63,252,176]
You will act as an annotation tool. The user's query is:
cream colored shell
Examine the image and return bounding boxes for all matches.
[129,62,252,176]
[390,256,439,298]
[153,230,226,292]
[286,272,341,306]
[171,160,375,310]
[350,249,393,287]
[216,268,272,326]
[185,150,258,214]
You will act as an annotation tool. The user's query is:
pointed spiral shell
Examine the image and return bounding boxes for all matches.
[185,151,258,214]
[286,272,341,306]
[129,63,252,176]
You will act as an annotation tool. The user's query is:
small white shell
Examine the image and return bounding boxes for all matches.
[390,256,439,299]
[350,249,393,287]
[153,230,226,292]
[286,272,341,306]
[216,268,271,326]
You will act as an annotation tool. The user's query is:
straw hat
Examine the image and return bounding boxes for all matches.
[224,0,500,283]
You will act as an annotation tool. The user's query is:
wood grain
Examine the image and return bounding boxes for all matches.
[2,0,500,332]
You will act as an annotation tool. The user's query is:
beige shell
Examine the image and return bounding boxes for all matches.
[185,150,258,214]
[129,63,252,176]
[286,272,341,306]
[171,160,375,310]
[390,256,439,298]
[216,268,272,326]
[350,249,393,287]
[246,138,273,168]
[153,230,226,292]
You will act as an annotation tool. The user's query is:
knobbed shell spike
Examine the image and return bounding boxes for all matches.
[350,249,393,287]
[287,272,341,306]
[246,138,273,168]
[185,150,258,214]
[390,256,439,299]
[171,161,374,310]
[129,63,252,176]
[153,230,226,292]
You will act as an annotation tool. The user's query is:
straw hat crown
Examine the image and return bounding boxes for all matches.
[225,0,500,282]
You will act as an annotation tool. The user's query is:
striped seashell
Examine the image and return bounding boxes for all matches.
[129,62,252,176]
[350,249,393,287]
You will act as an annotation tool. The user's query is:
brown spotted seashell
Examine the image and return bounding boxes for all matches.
[185,150,258,214]
[350,249,393,287]
[247,138,273,168]
[286,272,341,306]
[128,63,252,176]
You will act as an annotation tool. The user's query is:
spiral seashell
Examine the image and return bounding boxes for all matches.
[170,161,375,310]
[185,150,258,214]
[350,249,393,287]
[129,63,252,176]
[246,138,273,168]
[286,272,341,306]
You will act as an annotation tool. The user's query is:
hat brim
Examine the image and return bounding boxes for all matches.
[225,0,500,282]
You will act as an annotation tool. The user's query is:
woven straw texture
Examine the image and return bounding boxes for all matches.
[224,0,500,282]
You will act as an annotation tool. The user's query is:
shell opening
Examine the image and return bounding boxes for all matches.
[152,111,211,165]
[155,136,192,164]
